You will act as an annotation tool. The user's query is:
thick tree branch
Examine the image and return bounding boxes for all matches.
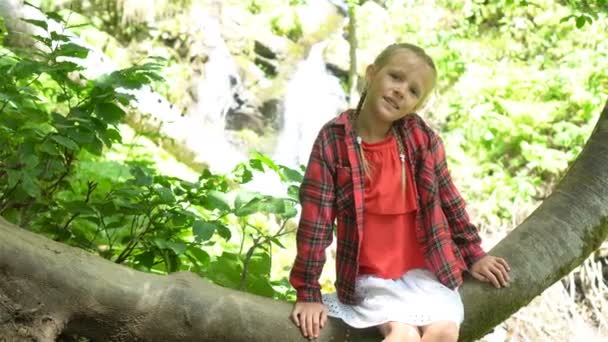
[460,99,608,341]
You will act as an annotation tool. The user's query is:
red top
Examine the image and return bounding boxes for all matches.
[358,135,426,278]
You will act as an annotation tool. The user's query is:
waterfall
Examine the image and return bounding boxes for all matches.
[20,3,246,174]
[191,6,240,128]
[247,41,347,197]
[273,41,347,168]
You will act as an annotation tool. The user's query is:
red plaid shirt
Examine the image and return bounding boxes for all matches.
[289,110,486,305]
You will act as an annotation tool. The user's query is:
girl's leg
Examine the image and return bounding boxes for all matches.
[378,321,421,342]
[420,321,459,342]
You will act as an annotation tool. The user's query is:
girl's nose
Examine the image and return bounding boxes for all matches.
[392,87,404,100]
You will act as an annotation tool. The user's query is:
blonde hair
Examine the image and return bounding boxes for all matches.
[355,43,437,193]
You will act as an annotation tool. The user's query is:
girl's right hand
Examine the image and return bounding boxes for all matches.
[290,301,328,339]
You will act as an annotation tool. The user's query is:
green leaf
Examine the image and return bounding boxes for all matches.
[269,236,286,249]
[22,19,48,31]
[95,102,125,123]
[155,187,175,204]
[13,60,48,78]
[232,163,253,184]
[22,154,39,168]
[279,165,304,183]
[235,196,289,216]
[135,251,155,269]
[21,172,40,197]
[20,108,49,124]
[99,128,122,146]
[6,169,19,188]
[50,31,70,42]
[235,197,261,217]
[153,238,169,250]
[105,221,124,230]
[249,158,264,172]
[216,224,232,240]
[166,241,187,255]
[131,166,153,186]
[52,61,82,73]
[251,151,279,172]
[51,112,70,127]
[246,275,275,297]
[207,252,242,288]
[248,252,271,276]
[46,12,65,23]
[560,15,575,23]
[203,191,231,212]
[281,203,298,219]
[51,134,79,151]
[287,185,300,200]
[234,190,260,209]
[188,247,210,267]
[65,127,94,144]
[55,43,89,59]
[38,143,60,156]
[84,136,103,155]
[257,196,286,215]
[193,220,216,241]
[30,34,51,47]
[575,16,586,28]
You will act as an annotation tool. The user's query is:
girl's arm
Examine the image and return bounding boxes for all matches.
[431,133,486,268]
[289,131,336,303]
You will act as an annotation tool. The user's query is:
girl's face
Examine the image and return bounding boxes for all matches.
[363,50,434,123]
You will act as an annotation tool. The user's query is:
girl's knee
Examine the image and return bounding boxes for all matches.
[381,321,421,341]
[421,321,459,342]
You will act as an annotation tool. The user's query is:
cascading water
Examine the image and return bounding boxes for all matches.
[192,7,239,128]
[247,41,347,197]
[55,4,246,174]
[273,41,347,168]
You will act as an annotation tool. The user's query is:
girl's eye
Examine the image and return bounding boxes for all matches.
[390,73,401,81]
[410,88,419,97]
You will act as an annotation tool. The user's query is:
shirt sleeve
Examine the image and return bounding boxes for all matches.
[289,130,336,302]
[431,133,486,268]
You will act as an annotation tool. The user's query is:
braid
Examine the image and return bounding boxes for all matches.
[354,90,372,178]
[355,89,367,116]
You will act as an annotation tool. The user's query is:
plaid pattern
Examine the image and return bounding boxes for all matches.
[290,110,486,304]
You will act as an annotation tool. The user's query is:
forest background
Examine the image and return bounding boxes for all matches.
[1,0,607,340]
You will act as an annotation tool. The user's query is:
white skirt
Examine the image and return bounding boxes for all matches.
[322,268,464,328]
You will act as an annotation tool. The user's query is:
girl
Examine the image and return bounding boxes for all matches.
[289,43,511,342]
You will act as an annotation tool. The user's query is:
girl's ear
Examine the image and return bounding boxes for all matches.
[365,64,376,84]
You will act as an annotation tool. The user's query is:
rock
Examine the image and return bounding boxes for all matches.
[225,108,266,135]
[261,99,284,131]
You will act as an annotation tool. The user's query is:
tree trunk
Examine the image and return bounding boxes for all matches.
[347,0,359,108]
[0,215,378,342]
[0,101,606,341]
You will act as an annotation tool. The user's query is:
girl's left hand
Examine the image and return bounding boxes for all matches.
[470,255,511,288]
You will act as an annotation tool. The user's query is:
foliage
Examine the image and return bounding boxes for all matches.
[8,0,608,311]
[0,4,302,300]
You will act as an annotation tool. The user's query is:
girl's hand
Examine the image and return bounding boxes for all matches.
[470,255,511,288]
[290,301,328,339]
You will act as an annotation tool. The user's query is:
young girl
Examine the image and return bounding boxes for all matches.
[289,43,511,342]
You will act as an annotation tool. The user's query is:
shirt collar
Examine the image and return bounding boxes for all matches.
[332,109,412,133]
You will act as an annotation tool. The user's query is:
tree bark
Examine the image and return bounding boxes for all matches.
[0,100,606,341]
[347,0,359,108]
[0,216,378,342]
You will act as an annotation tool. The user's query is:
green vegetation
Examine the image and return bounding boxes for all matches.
[1,1,606,330]
[0,3,302,301]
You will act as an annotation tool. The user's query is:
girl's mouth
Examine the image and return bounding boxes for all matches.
[384,97,399,110]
